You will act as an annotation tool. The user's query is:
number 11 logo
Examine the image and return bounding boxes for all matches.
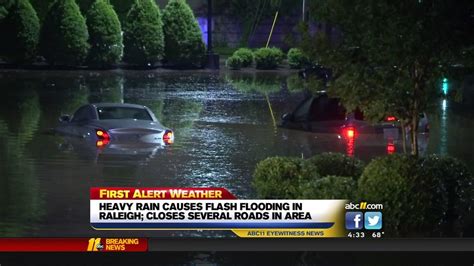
[87,238,103,251]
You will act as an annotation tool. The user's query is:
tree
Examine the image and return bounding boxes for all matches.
[302,0,474,155]
[0,0,40,63]
[86,0,122,68]
[162,0,205,68]
[123,0,164,67]
[0,0,14,20]
[39,0,89,66]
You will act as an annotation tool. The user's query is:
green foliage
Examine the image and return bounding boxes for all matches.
[0,0,40,63]
[39,0,89,66]
[86,0,122,67]
[303,1,474,154]
[287,48,309,69]
[233,48,253,67]
[307,152,364,179]
[418,155,474,235]
[253,156,320,199]
[225,55,242,70]
[299,175,356,199]
[123,0,164,66]
[358,155,423,236]
[358,154,473,237]
[162,0,205,68]
[253,47,284,70]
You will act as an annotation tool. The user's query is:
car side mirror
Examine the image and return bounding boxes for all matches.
[59,115,70,123]
[281,113,294,121]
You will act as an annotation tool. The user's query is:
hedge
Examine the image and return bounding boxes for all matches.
[253,47,284,70]
[287,48,309,69]
[299,175,356,199]
[162,0,205,68]
[307,152,364,180]
[0,0,40,63]
[40,0,89,66]
[225,55,242,70]
[253,156,319,199]
[123,0,164,66]
[232,48,253,67]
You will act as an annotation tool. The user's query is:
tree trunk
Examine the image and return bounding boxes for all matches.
[411,112,419,156]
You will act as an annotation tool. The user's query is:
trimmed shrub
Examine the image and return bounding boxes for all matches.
[0,0,40,63]
[253,47,284,69]
[86,0,122,67]
[253,156,319,199]
[39,0,89,66]
[418,155,474,235]
[233,48,253,67]
[225,56,242,70]
[162,0,205,68]
[123,0,164,66]
[307,152,364,179]
[358,154,460,237]
[287,48,309,69]
[299,175,356,199]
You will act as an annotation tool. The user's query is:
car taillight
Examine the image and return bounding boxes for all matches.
[385,116,397,122]
[163,130,174,144]
[387,143,396,154]
[343,126,356,139]
[96,129,110,147]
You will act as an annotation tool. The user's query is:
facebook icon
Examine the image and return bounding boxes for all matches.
[345,212,364,230]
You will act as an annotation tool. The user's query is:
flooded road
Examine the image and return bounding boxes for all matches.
[0,70,473,237]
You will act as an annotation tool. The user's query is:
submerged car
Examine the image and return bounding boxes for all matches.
[280,93,429,136]
[55,103,174,147]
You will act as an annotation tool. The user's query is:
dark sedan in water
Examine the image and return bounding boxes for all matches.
[280,93,429,136]
[55,103,174,148]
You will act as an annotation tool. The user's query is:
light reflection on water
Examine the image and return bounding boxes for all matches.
[0,70,473,237]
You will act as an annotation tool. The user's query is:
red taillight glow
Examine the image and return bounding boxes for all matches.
[344,127,356,139]
[96,129,110,140]
[387,139,396,154]
[386,116,397,122]
[163,130,174,144]
[96,139,110,147]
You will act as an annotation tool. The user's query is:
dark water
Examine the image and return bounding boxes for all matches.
[0,70,473,237]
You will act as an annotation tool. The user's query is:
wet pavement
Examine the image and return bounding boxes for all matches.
[0,70,473,237]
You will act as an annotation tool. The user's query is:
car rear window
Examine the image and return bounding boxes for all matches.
[97,107,152,120]
[309,97,346,121]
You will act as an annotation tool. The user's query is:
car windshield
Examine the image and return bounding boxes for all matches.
[97,107,152,120]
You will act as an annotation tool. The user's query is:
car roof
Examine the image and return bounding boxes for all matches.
[90,103,148,109]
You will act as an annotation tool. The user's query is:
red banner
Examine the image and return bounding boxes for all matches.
[90,187,237,200]
[0,238,147,252]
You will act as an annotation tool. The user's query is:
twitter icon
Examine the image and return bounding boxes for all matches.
[364,212,382,230]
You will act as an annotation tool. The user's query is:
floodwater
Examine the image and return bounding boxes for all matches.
[0,70,473,237]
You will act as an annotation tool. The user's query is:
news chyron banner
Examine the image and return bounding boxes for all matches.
[90,187,348,238]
